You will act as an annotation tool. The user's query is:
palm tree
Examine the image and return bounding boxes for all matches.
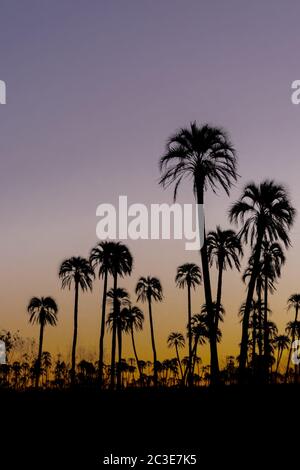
[27,296,58,387]
[107,287,130,388]
[106,243,133,389]
[42,351,52,384]
[90,241,120,386]
[123,304,144,382]
[273,335,290,377]
[159,122,237,383]
[261,240,285,377]
[167,332,185,380]
[59,256,94,385]
[285,294,300,381]
[230,180,295,380]
[136,276,163,386]
[207,227,242,333]
[175,263,201,386]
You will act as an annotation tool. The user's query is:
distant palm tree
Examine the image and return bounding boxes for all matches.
[59,256,94,385]
[42,351,52,384]
[107,287,130,387]
[285,294,300,381]
[160,122,237,383]
[261,240,285,376]
[27,296,58,387]
[167,332,185,380]
[207,227,242,334]
[175,263,201,386]
[107,243,133,389]
[90,241,120,386]
[136,276,163,386]
[273,335,290,376]
[230,180,295,380]
[123,304,144,382]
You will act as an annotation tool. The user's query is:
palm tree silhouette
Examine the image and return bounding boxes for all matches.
[27,296,58,387]
[59,256,94,385]
[90,241,120,386]
[159,122,237,383]
[273,335,290,377]
[207,226,242,334]
[261,240,285,378]
[107,287,130,388]
[136,276,163,386]
[167,332,185,380]
[106,242,133,389]
[175,263,201,386]
[285,294,300,381]
[122,304,144,382]
[230,180,295,380]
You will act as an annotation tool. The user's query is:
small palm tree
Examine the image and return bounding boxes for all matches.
[273,335,290,377]
[107,287,130,386]
[136,276,163,386]
[207,227,242,333]
[123,305,144,381]
[59,256,94,385]
[159,122,237,383]
[175,263,201,386]
[285,294,300,381]
[107,242,133,389]
[230,180,295,379]
[167,332,185,380]
[90,241,120,385]
[27,296,58,387]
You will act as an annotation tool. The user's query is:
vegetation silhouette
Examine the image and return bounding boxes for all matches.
[1,121,299,391]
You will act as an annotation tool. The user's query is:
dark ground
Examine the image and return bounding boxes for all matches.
[1,385,297,467]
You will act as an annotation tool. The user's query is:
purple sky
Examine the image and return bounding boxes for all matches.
[1,0,300,363]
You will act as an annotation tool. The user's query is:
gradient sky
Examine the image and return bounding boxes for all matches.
[1,0,300,366]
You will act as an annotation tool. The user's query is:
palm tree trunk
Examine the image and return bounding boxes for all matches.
[110,273,118,389]
[275,347,282,377]
[252,313,257,371]
[71,280,79,385]
[117,311,122,390]
[215,257,224,330]
[35,321,45,388]
[148,295,157,386]
[187,282,192,387]
[263,274,269,382]
[239,231,264,382]
[285,305,299,382]
[175,343,184,381]
[196,184,219,384]
[131,327,142,383]
[99,268,108,386]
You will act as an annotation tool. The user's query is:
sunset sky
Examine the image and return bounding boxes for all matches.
[1,0,300,366]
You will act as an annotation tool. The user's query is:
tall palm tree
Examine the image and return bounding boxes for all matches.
[123,304,144,382]
[159,122,237,383]
[107,243,133,389]
[260,240,285,377]
[167,332,185,380]
[229,180,295,380]
[59,256,94,385]
[175,263,201,386]
[136,276,163,386]
[273,335,290,377]
[207,227,242,333]
[107,287,130,388]
[27,296,58,387]
[90,241,120,386]
[285,294,300,381]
